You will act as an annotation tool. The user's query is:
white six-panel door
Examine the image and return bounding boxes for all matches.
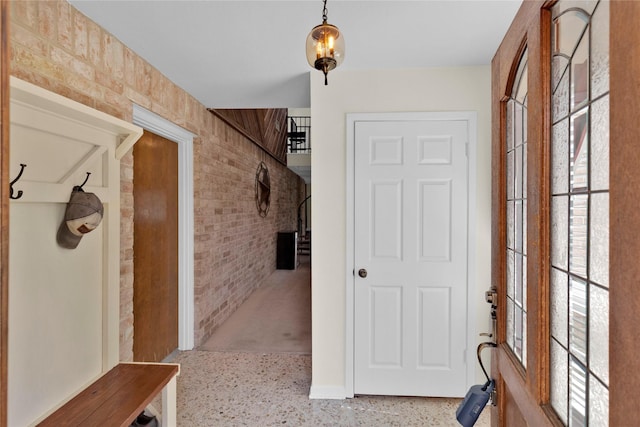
[353,118,470,397]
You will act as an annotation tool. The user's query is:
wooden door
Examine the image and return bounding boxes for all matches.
[133,131,178,362]
[353,118,470,397]
[491,1,640,425]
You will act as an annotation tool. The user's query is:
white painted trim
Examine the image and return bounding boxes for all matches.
[345,115,356,398]
[308,385,348,400]
[465,113,479,390]
[132,105,195,351]
[345,111,478,395]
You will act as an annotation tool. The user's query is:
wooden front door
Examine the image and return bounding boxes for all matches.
[133,130,178,362]
[491,1,640,425]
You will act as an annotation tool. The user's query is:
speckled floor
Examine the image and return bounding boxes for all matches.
[167,256,490,426]
[170,350,491,427]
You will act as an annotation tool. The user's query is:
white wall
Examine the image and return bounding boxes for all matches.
[288,107,311,117]
[310,66,493,395]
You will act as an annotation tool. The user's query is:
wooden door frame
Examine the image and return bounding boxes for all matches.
[609,2,640,423]
[132,104,195,351]
[344,111,478,399]
[0,2,9,425]
[491,1,640,425]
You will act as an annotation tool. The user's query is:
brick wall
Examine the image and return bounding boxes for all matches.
[9,0,306,357]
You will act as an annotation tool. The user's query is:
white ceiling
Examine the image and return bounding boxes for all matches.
[69,0,522,109]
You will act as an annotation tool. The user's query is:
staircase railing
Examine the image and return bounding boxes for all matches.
[297,195,311,256]
[287,116,311,153]
[297,195,311,239]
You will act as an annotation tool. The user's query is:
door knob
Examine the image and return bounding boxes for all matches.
[358,268,367,278]
[485,288,497,305]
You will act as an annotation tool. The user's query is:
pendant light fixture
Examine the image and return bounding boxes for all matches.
[305,0,345,85]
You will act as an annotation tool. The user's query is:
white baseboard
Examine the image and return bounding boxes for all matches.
[308,385,348,400]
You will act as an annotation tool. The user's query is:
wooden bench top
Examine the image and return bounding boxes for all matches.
[37,363,179,427]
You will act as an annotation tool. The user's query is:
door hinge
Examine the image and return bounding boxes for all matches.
[465,142,469,157]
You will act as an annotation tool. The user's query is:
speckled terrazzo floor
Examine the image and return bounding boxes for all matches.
[171,350,491,427]
[167,256,490,426]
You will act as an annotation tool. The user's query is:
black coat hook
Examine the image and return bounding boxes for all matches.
[10,164,26,200]
[73,172,91,192]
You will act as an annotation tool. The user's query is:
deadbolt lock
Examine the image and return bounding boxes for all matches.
[485,288,497,306]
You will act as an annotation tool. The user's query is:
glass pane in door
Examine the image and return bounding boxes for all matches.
[505,49,528,368]
[550,1,609,425]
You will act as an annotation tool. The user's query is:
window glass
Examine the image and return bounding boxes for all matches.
[505,49,528,368]
[550,1,609,425]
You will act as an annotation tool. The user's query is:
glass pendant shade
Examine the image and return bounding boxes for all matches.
[306,22,345,85]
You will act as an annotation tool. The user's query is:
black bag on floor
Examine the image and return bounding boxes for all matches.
[130,411,158,427]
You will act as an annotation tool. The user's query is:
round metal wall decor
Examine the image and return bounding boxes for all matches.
[255,161,271,217]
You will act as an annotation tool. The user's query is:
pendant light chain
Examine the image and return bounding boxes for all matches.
[322,0,328,23]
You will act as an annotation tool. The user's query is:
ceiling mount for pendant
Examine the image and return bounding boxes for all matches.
[305,0,345,85]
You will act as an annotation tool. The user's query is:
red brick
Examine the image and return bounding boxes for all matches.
[37,1,57,40]
[12,0,38,30]
[11,23,47,56]
[56,2,72,50]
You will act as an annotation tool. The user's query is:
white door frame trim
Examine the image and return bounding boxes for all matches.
[133,104,195,351]
[345,111,477,397]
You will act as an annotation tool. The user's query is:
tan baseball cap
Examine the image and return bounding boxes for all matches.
[56,188,104,249]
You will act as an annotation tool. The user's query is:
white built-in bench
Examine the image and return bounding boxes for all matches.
[37,363,180,427]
